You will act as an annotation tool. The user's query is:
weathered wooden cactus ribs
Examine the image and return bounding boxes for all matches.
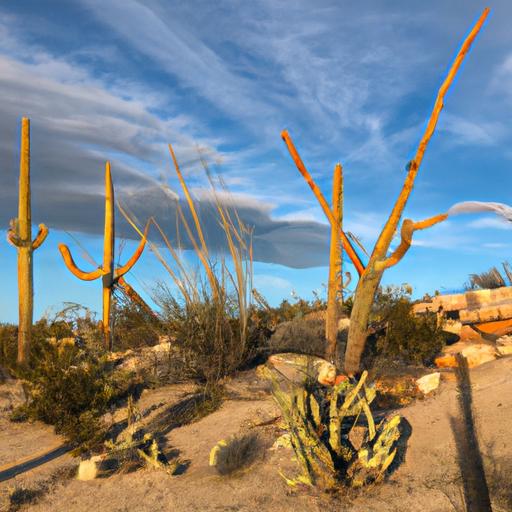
[262,365,401,489]
[58,162,150,350]
[7,118,49,364]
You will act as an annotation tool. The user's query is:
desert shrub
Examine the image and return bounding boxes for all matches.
[269,318,327,357]
[157,285,257,383]
[112,292,162,351]
[466,266,507,290]
[370,285,446,366]
[0,323,18,371]
[11,339,140,453]
[210,432,261,475]
[271,297,326,323]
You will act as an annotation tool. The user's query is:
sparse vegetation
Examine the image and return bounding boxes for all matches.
[10,338,141,453]
[466,262,512,290]
[371,285,446,366]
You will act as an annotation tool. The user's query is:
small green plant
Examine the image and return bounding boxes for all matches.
[262,366,401,490]
[9,331,141,453]
[209,432,261,475]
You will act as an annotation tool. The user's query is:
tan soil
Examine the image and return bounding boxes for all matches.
[1,357,511,512]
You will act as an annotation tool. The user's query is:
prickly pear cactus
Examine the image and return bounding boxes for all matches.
[262,365,401,489]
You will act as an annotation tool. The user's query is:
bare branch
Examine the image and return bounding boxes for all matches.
[374,213,448,271]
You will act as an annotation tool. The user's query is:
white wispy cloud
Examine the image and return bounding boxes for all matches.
[468,217,512,230]
[437,112,503,146]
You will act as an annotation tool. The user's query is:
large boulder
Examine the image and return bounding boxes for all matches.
[435,341,497,368]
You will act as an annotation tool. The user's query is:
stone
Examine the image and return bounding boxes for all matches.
[458,325,486,343]
[496,335,512,356]
[77,454,105,481]
[435,342,497,368]
[442,319,462,336]
[267,353,333,384]
[317,361,336,386]
[416,372,441,394]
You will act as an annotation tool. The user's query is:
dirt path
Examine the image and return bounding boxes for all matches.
[2,358,511,511]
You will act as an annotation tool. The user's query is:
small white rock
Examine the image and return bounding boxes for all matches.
[77,455,104,481]
[416,372,441,394]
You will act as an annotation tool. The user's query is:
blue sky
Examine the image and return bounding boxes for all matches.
[1,1,512,323]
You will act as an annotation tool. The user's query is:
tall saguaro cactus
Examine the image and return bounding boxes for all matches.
[58,162,149,350]
[7,118,49,365]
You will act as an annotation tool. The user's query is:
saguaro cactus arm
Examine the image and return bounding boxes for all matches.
[32,223,49,250]
[114,219,151,279]
[281,130,365,276]
[374,213,448,271]
[58,243,103,281]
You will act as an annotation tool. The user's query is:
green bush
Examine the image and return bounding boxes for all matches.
[371,285,445,365]
[157,286,258,384]
[12,340,139,453]
[112,292,162,351]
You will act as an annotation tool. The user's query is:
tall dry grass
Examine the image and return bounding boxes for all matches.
[119,146,256,384]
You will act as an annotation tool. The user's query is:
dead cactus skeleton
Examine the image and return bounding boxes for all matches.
[282,8,490,374]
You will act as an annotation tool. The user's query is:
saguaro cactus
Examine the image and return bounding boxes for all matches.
[7,118,49,365]
[58,162,149,350]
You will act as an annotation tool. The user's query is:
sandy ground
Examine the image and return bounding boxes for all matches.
[1,356,511,512]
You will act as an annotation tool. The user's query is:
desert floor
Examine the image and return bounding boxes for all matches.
[1,356,511,512]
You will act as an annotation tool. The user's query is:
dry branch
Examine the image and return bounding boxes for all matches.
[374,214,448,271]
[280,130,365,276]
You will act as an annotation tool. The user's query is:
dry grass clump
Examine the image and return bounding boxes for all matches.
[210,432,261,476]
[268,318,327,357]
[120,148,259,385]
[467,266,507,290]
